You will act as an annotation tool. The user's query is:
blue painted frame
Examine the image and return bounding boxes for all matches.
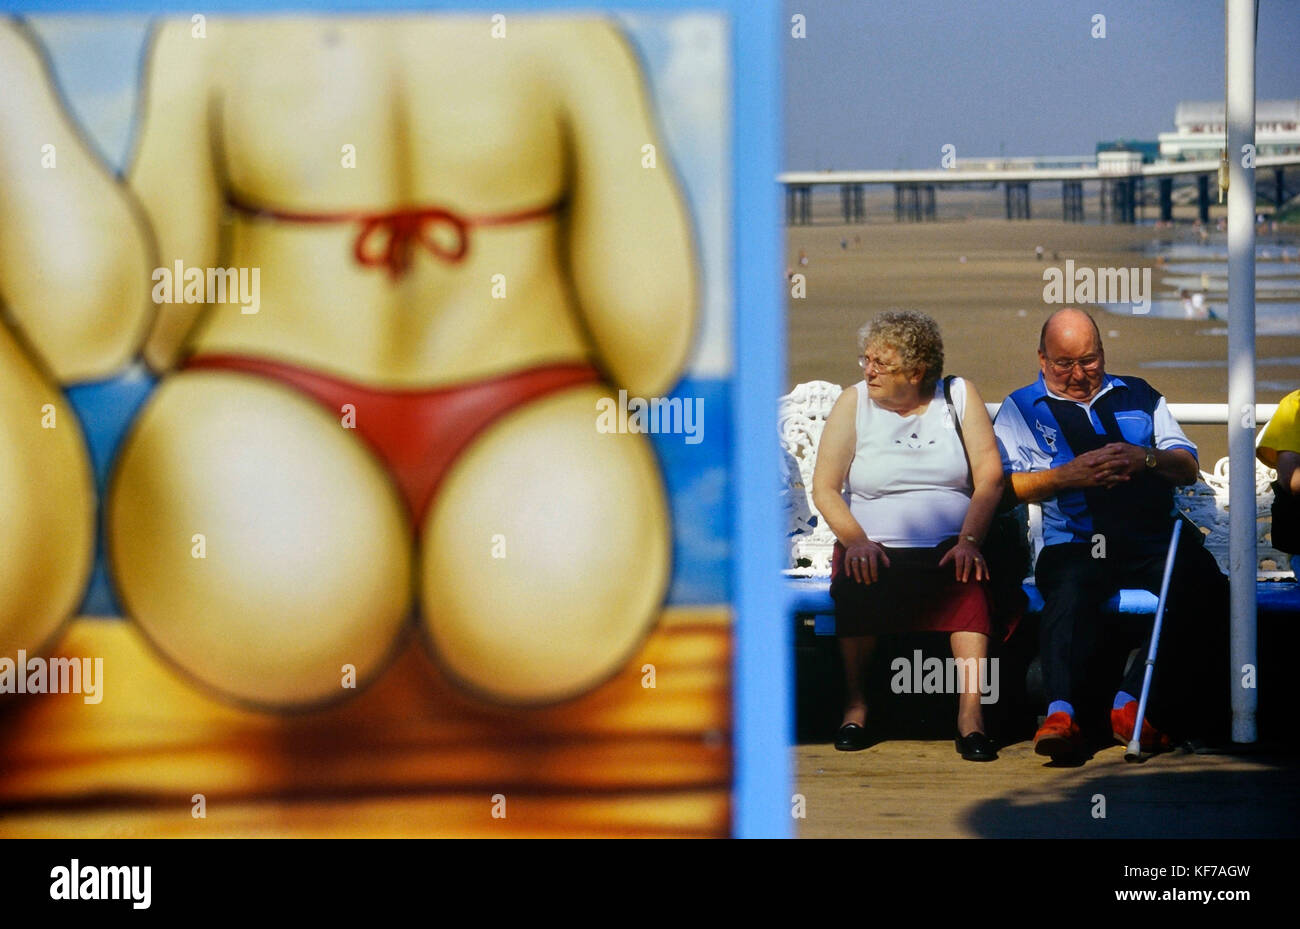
[5,0,786,839]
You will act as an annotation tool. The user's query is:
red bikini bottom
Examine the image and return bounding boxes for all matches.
[183,354,601,525]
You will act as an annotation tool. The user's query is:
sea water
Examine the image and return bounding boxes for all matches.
[1096,239,1300,393]
[1099,239,1300,336]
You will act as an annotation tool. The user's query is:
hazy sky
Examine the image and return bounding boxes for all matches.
[783,0,1300,170]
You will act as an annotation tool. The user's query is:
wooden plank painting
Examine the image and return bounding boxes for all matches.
[0,6,739,838]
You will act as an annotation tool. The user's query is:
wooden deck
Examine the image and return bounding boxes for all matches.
[0,608,731,838]
[795,738,1299,838]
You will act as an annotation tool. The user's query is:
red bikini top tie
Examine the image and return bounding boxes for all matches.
[225,190,561,281]
[353,207,468,277]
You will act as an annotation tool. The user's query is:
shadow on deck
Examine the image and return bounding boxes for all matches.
[794,737,1298,839]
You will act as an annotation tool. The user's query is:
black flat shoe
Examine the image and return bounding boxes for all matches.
[955,731,998,762]
[834,722,876,752]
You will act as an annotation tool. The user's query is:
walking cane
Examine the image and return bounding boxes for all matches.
[1124,517,1183,763]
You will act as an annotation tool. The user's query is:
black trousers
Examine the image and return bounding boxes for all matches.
[1034,520,1230,739]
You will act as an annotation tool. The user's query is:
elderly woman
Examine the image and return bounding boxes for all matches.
[812,310,1004,761]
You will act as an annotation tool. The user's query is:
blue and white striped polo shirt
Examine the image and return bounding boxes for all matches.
[993,373,1197,552]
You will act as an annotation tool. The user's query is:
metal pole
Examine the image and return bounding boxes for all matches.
[1226,0,1258,743]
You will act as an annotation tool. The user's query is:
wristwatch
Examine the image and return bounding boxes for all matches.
[1145,447,1158,469]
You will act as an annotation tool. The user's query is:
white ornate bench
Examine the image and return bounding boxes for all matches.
[780,380,1294,624]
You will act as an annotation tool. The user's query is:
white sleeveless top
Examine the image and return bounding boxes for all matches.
[844,377,972,547]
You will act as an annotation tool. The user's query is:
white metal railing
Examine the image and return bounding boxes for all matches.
[1167,403,1277,425]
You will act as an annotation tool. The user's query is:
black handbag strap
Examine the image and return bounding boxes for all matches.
[943,374,974,489]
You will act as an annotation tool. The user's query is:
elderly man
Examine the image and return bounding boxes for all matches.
[994,308,1229,757]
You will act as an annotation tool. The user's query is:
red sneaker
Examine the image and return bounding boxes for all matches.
[1033,711,1084,757]
[1111,701,1172,752]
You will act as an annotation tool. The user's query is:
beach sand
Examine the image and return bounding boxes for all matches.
[786,215,1300,464]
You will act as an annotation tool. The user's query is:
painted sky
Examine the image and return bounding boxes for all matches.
[784,0,1300,170]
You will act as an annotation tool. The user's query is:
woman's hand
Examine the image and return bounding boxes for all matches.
[843,539,891,584]
[939,538,988,583]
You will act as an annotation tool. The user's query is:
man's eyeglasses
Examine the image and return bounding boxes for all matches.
[858,354,902,374]
[1046,354,1102,374]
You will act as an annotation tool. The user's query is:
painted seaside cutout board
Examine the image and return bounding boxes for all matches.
[0,4,780,838]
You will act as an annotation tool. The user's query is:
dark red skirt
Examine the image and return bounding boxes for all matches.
[829,537,993,637]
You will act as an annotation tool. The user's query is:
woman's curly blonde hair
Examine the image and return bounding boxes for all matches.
[857,310,945,393]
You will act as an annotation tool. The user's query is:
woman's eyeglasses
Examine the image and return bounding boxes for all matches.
[859,354,902,374]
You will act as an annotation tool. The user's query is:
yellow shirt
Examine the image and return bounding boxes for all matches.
[1257,389,1300,467]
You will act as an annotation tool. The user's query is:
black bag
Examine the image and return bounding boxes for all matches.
[1271,480,1300,555]
[983,503,1031,583]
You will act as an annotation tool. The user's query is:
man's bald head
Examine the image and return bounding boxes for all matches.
[1038,308,1107,401]
[1039,308,1102,355]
